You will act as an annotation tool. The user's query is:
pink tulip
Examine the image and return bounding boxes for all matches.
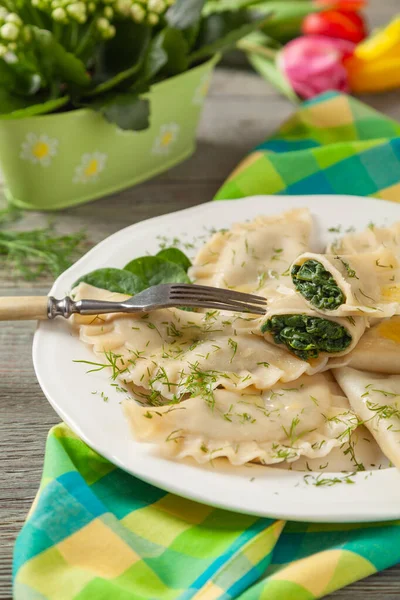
[278,35,356,99]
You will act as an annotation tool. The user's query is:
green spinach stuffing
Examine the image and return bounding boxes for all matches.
[291,260,345,311]
[261,314,352,361]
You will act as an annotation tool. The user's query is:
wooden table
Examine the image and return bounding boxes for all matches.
[1,3,400,597]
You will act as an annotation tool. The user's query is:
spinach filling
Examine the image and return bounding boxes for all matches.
[261,314,352,361]
[291,260,345,310]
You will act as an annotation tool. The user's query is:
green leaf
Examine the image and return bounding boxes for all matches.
[0,88,34,114]
[203,0,266,16]
[124,256,190,287]
[141,31,169,82]
[254,1,319,43]
[189,14,271,63]
[94,93,150,131]
[159,28,189,76]
[157,248,192,272]
[86,50,147,97]
[166,0,206,30]
[0,55,41,96]
[91,23,150,90]
[254,1,318,20]
[74,268,144,295]
[32,27,90,87]
[0,95,70,118]
[140,27,189,82]
[247,52,299,104]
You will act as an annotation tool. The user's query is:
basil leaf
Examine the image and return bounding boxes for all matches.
[74,268,145,295]
[94,93,150,131]
[124,256,190,287]
[166,0,206,30]
[157,248,192,272]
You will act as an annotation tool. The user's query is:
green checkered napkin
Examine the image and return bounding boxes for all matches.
[215,91,400,201]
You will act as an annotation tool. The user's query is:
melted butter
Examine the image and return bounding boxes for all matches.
[381,284,400,302]
[377,318,400,344]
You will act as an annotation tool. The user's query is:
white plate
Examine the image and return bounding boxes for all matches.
[33,195,400,523]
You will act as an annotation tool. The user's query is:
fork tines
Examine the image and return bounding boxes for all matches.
[168,284,267,315]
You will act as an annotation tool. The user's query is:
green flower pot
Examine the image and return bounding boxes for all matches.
[0,56,218,211]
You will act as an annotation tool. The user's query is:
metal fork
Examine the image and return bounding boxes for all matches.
[0,284,267,320]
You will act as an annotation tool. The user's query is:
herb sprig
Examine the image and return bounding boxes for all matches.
[0,206,88,281]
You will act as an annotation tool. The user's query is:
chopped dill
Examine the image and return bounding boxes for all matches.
[376,259,393,268]
[257,272,267,290]
[358,289,376,303]
[270,443,297,461]
[362,384,400,399]
[167,322,182,338]
[282,416,301,444]
[366,400,400,420]
[228,338,238,363]
[165,429,184,443]
[334,256,358,279]
[271,248,283,261]
[304,472,356,486]
[74,350,127,381]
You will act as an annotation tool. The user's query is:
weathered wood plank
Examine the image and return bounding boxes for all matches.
[2,2,400,598]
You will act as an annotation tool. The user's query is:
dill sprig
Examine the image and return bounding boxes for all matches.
[304,473,356,486]
[0,205,88,281]
[74,350,127,381]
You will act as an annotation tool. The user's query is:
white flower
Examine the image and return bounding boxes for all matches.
[73,152,107,183]
[52,7,68,23]
[152,123,180,155]
[20,133,58,166]
[0,22,19,41]
[193,73,211,105]
[147,12,159,25]
[148,0,165,13]
[130,3,145,22]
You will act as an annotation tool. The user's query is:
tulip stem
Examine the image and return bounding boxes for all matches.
[237,40,277,60]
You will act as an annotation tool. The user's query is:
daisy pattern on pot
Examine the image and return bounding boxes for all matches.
[193,73,212,105]
[152,123,180,155]
[73,152,107,183]
[20,133,58,167]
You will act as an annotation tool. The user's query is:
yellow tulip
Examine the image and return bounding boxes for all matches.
[355,17,400,61]
[346,55,400,93]
[345,16,400,92]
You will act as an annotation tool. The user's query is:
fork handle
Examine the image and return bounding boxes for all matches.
[0,296,139,321]
[0,296,49,320]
